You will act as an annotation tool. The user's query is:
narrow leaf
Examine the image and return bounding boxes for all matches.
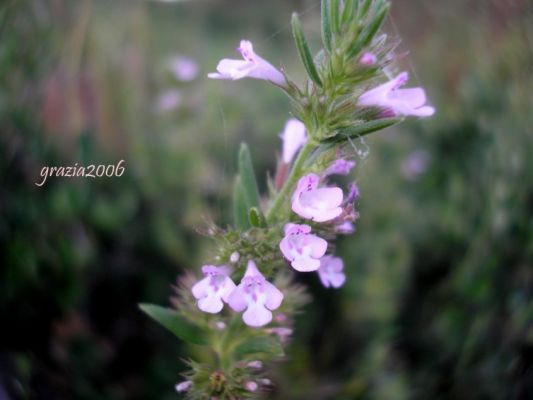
[238,143,261,210]
[323,118,402,143]
[291,13,323,87]
[341,0,356,25]
[321,0,333,53]
[249,207,266,228]
[347,3,389,58]
[234,335,284,359]
[233,176,250,230]
[330,0,341,34]
[139,304,208,346]
[358,0,373,19]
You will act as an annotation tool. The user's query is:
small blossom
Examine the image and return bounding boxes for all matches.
[259,378,272,386]
[175,380,192,393]
[358,72,435,117]
[360,52,377,66]
[228,261,283,327]
[280,118,307,164]
[401,149,430,180]
[155,89,181,113]
[345,182,360,204]
[279,224,328,272]
[244,381,258,392]
[230,251,240,263]
[208,40,286,87]
[265,327,293,342]
[169,55,199,82]
[192,265,236,314]
[215,321,226,330]
[246,360,263,370]
[336,221,355,234]
[324,159,356,176]
[317,255,346,289]
[291,174,344,222]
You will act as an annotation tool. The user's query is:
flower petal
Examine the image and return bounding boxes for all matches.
[243,303,273,327]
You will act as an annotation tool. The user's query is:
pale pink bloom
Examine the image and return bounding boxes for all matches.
[228,261,284,327]
[279,224,328,272]
[291,174,344,222]
[208,40,286,87]
[317,255,346,288]
[155,89,181,113]
[246,360,263,370]
[336,221,355,234]
[169,55,199,82]
[265,327,293,342]
[401,149,430,180]
[360,52,377,66]
[324,159,356,176]
[191,265,236,314]
[358,72,435,117]
[280,118,307,164]
[244,381,258,392]
[230,251,240,263]
[175,380,192,393]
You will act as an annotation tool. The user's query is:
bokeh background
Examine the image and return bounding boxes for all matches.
[1,0,532,399]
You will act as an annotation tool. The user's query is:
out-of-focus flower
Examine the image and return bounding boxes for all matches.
[345,182,360,204]
[191,265,236,313]
[215,321,226,330]
[360,52,377,66]
[228,261,283,327]
[317,255,346,288]
[155,89,182,113]
[358,72,435,117]
[175,380,192,393]
[292,174,344,222]
[401,149,430,180]
[246,360,263,370]
[169,55,199,82]
[324,158,356,176]
[208,40,286,87]
[230,251,240,263]
[335,221,355,234]
[244,381,258,392]
[279,224,328,272]
[265,327,293,342]
[280,118,307,164]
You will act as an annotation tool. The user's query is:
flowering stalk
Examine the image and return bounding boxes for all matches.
[141,1,434,398]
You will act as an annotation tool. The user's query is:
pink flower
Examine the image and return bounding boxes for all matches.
[291,174,344,222]
[335,221,355,234]
[191,265,236,314]
[155,89,182,113]
[317,255,346,288]
[358,72,435,117]
[208,40,286,87]
[280,118,307,164]
[168,55,199,82]
[279,224,328,272]
[175,380,192,393]
[228,261,283,327]
[360,52,377,66]
[244,381,258,392]
[324,159,356,176]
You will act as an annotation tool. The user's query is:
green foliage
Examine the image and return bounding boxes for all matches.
[291,12,323,87]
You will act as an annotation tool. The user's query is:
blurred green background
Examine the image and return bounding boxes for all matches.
[1,0,532,399]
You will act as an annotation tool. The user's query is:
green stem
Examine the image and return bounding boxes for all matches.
[266,140,316,224]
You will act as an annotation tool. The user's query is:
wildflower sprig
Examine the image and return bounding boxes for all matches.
[141,1,434,398]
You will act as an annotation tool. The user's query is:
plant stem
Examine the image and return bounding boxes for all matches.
[265,141,316,224]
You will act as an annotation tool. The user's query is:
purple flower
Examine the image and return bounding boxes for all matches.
[228,261,283,327]
[358,72,435,117]
[175,380,192,393]
[280,118,307,164]
[335,221,355,234]
[291,174,344,222]
[279,224,328,272]
[324,159,356,176]
[155,89,182,113]
[168,55,199,82]
[317,255,346,288]
[401,149,430,180]
[360,52,377,66]
[208,40,286,87]
[191,265,236,314]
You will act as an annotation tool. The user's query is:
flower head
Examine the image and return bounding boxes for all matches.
[169,55,199,82]
[279,224,328,272]
[191,265,236,314]
[360,52,377,66]
[317,255,346,288]
[324,158,356,176]
[228,261,283,327]
[291,174,344,222]
[208,40,286,87]
[280,118,307,164]
[358,72,435,117]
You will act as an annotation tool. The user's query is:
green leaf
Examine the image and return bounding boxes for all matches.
[248,207,266,228]
[238,143,261,210]
[348,2,389,58]
[341,0,356,25]
[330,0,341,34]
[322,118,402,143]
[321,0,333,53]
[233,176,250,230]
[357,0,373,20]
[234,335,284,359]
[139,304,208,346]
[291,13,323,87]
